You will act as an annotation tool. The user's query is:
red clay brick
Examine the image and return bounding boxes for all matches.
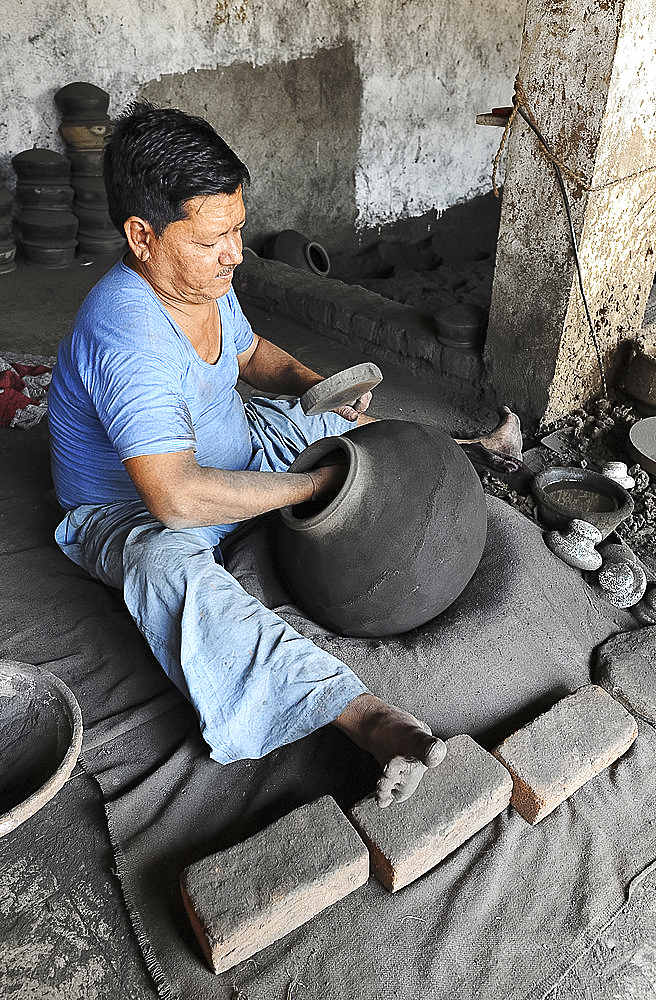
[179,795,369,974]
[493,684,638,825]
[348,734,513,892]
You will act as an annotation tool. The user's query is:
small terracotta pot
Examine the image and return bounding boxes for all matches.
[11,148,71,183]
[59,123,112,149]
[16,208,78,244]
[54,81,110,121]
[532,466,633,539]
[66,148,105,177]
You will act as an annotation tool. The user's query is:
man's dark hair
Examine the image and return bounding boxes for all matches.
[104,101,250,236]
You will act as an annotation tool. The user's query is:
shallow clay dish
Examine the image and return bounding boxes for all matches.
[0,660,83,837]
[628,417,656,476]
[532,467,634,539]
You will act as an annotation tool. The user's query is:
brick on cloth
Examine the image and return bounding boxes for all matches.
[0,356,52,429]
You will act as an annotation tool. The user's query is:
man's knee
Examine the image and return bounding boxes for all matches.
[123,522,215,577]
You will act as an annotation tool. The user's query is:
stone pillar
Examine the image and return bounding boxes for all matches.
[485,0,656,429]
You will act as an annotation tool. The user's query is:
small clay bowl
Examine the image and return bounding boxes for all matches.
[0,661,83,837]
[434,302,488,349]
[532,466,634,539]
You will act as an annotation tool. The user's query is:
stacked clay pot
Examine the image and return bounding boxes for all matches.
[55,82,124,257]
[276,419,487,637]
[11,149,78,268]
[0,181,16,274]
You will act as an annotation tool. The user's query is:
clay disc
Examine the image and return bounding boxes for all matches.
[300,362,383,415]
[629,417,656,476]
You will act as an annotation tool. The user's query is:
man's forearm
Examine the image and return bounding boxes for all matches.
[164,467,313,528]
[239,336,323,397]
[124,451,341,529]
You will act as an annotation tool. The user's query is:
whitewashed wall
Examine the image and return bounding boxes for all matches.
[0,0,524,240]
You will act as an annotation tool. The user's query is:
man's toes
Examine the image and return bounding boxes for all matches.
[376,755,427,808]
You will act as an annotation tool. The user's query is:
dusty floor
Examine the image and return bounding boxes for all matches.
[1,252,655,1000]
[330,190,501,319]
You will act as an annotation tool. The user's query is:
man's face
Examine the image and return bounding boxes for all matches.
[147,188,245,303]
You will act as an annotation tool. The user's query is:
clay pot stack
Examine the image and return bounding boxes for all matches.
[54,82,124,258]
[0,181,16,274]
[11,149,78,268]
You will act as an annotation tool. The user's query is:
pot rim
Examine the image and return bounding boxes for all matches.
[279,435,360,531]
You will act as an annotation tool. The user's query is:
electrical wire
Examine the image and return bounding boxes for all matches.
[515,104,609,399]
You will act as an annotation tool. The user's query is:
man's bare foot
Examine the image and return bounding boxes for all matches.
[455,405,529,482]
[465,405,523,460]
[332,693,446,808]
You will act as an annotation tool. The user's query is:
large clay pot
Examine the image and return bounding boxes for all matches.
[276,419,487,637]
[0,660,83,838]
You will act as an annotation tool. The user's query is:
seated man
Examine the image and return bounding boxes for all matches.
[48,102,522,807]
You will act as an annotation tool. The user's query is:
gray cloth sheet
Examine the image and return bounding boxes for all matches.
[2,423,655,1000]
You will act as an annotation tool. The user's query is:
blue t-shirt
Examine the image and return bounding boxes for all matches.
[48,260,256,511]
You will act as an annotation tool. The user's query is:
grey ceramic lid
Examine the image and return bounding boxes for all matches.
[300,362,383,415]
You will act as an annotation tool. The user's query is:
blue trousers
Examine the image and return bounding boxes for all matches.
[55,398,368,763]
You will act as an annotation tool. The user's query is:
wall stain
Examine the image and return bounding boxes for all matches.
[214,0,249,27]
[139,45,361,248]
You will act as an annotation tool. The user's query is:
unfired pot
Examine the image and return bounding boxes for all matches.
[276,419,487,637]
[622,341,656,410]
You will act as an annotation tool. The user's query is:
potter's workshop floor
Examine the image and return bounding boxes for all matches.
[1,252,655,1000]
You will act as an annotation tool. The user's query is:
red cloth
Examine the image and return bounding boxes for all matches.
[0,363,52,427]
[13,362,51,378]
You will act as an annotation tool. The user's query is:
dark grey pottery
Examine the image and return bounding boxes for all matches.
[11,150,77,267]
[276,419,487,637]
[261,229,331,276]
[532,466,634,539]
[55,81,124,257]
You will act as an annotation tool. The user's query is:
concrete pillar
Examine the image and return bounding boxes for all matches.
[485,0,656,429]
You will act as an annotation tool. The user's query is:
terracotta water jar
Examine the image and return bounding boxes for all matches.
[276,419,487,637]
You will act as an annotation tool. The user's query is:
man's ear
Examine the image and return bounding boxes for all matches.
[124,217,157,261]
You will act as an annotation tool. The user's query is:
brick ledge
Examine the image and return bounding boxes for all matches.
[235,252,492,402]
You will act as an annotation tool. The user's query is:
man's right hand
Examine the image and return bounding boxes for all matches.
[306,456,348,506]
